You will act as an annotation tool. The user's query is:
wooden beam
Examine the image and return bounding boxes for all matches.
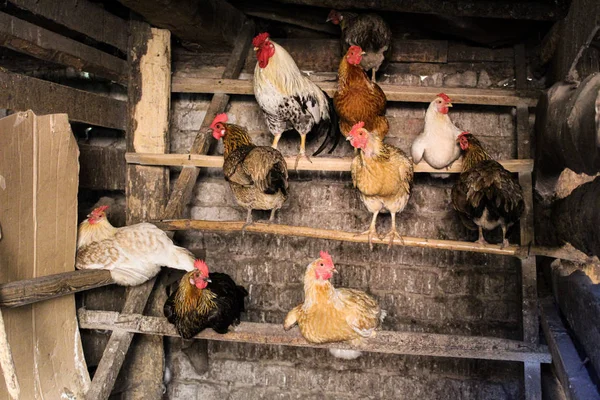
[6,0,128,53]
[268,0,568,21]
[126,153,535,174]
[151,219,595,264]
[0,270,113,308]
[163,21,255,221]
[116,0,247,52]
[171,77,540,106]
[0,12,128,84]
[78,310,552,363]
[540,297,600,400]
[0,69,126,129]
[78,143,126,191]
[86,22,171,400]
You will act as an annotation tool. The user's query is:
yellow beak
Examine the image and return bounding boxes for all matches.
[361,51,366,55]
[447,103,453,107]
[253,47,259,51]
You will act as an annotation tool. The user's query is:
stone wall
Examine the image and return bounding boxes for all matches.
[163,62,526,398]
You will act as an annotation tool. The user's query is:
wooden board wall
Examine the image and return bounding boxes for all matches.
[0,111,90,399]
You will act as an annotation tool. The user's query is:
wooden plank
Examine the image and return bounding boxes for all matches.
[269,0,567,21]
[151,219,592,263]
[171,77,540,106]
[524,362,542,400]
[116,0,247,52]
[163,21,255,221]
[7,0,128,52]
[540,297,600,400]
[0,69,126,129]
[448,43,515,62]
[514,44,528,89]
[126,153,535,174]
[0,270,113,308]
[0,12,128,84]
[86,22,171,400]
[78,143,126,190]
[78,309,552,363]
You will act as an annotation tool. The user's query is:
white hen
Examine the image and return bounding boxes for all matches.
[76,206,195,286]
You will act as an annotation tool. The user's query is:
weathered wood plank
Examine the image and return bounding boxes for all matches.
[126,153,535,173]
[448,43,514,62]
[78,143,126,190]
[0,12,128,84]
[150,219,594,264]
[163,21,254,221]
[171,77,540,106]
[6,0,128,52]
[0,270,113,308]
[269,0,567,21]
[116,0,246,52]
[78,309,552,363]
[86,23,171,400]
[540,297,600,400]
[0,69,126,129]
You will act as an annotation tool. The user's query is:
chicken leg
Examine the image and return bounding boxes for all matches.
[500,224,509,249]
[356,211,379,250]
[272,133,282,149]
[371,68,377,82]
[242,209,254,231]
[476,226,488,246]
[384,212,403,248]
[294,133,312,170]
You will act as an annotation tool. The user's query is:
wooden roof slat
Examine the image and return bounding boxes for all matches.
[171,77,540,106]
[78,309,552,363]
[125,153,535,173]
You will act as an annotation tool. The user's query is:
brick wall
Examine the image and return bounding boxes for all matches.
[165,64,525,398]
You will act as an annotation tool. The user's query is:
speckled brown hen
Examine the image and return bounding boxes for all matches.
[284,251,386,359]
[451,133,524,248]
[210,113,289,226]
[334,45,389,141]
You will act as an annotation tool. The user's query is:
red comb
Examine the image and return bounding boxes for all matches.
[319,251,333,266]
[252,32,270,48]
[437,93,452,103]
[348,45,363,54]
[458,131,469,138]
[349,121,365,136]
[194,260,210,276]
[210,113,228,129]
[92,205,109,214]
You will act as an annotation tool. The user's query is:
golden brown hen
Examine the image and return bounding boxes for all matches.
[284,251,385,359]
[347,122,413,248]
[210,113,289,226]
[334,45,389,141]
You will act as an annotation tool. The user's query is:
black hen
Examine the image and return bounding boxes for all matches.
[451,133,524,248]
[327,10,392,82]
[164,260,248,339]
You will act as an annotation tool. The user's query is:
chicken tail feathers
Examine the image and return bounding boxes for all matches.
[168,246,196,272]
[312,94,341,156]
[264,163,288,197]
[329,348,362,360]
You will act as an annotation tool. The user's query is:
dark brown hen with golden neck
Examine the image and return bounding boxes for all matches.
[451,133,524,248]
[210,113,289,226]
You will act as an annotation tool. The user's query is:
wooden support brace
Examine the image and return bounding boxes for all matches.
[78,310,552,363]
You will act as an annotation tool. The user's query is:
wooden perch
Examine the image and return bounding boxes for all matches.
[78,309,551,363]
[0,310,19,399]
[171,77,540,106]
[126,153,535,174]
[152,219,596,264]
[0,270,113,308]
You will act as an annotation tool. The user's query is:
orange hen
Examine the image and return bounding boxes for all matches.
[334,45,389,140]
[284,251,385,359]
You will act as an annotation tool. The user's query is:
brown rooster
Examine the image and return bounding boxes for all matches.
[164,260,248,339]
[327,10,392,82]
[284,251,385,359]
[334,45,389,141]
[210,113,289,226]
[76,206,195,286]
[347,122,414,248]
[451,133,524,248]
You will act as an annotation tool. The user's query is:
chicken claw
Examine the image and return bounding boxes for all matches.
[476,226,488,246]
[242,210,254,232]
[354,228,377,250]
[384,228,404,248]
[294,152,312,171]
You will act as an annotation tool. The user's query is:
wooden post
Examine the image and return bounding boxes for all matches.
[85,21,171,400]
